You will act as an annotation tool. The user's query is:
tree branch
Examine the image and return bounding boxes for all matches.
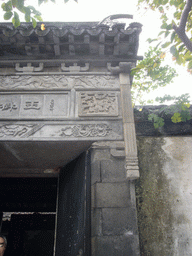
[173,0,192,52]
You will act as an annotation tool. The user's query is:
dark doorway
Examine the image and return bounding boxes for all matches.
[2,214,55,256]
[55,152,91,256]
[0,152,91,256]
[0,178,57,256]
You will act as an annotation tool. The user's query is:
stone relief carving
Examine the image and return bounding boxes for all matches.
[0,122,123,140]
[78,92,118,116]
[0,124,43,138]
[55,124,112,137]
[74,75,119,88]
[0,76,69,89]
[0,75,119,90]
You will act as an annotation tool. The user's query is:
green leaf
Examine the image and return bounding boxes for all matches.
[12,0,17,7]
[12,11,20,28]
[32,18,37,28]
[188,60,192,69]
[176,55,183,65]
[4,11,13,20]
[162,42,171,48]
[34,15,43,21]
[25,13,30,22]
[171,31,176,42]
[170,45,178,56]
[158,31,165,36]
[1,3,6,11]
[166,24,172,30]
[161,23,167,29]
[164,30,170,37]
[38,0,45,5]
[171,112,182,123]
[178,44,185,52]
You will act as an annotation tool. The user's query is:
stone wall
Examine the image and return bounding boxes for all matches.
[136,136,192,256]
[91,143,140,256]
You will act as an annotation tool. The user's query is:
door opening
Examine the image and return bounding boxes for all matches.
[0,177,57,256]
[0,152,91,256]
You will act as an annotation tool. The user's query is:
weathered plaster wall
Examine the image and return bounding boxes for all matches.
[136,136,192,256]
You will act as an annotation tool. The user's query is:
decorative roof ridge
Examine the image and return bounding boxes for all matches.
[0,19,142,31]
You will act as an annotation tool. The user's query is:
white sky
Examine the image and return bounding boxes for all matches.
[1,0,192,104]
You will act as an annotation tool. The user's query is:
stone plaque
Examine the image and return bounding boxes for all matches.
[0,93,69,119]
[78,92,119,116]
[0,95,20,118]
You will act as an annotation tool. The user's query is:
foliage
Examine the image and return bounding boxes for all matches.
[131,46,177,106]
[147,93,191,128]
[1,0,77,28]
[138,0,192,72]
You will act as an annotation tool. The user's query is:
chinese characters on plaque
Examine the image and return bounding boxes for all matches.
[0,94,69,119]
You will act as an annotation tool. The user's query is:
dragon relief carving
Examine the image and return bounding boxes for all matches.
[0,76,69,89]
[0,75,119,90]
[74,75,119,88]
[0,124,43,138]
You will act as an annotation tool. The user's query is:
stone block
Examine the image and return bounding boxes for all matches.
[91,160,101,185]
[92,235,140,256]
[95,182,130,208]
[91,209,102,236]
[101,159,125,182]
[91,184,96,208]
[102,208,138,236]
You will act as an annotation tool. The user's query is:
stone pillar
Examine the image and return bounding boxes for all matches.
[119,72,139,180]
[91,142,140,256]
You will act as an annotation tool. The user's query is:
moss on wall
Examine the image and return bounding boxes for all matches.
[136,137,174,256]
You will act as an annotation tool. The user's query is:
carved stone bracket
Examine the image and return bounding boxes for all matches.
[110,141,125,158]
[61,63,89,72]
[15,63,44,72]
[125,155,139,180]
[107,62,135,75]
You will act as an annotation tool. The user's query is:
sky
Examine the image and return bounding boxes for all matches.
[1,0,192,104]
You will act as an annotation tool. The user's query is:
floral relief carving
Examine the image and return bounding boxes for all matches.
[57,124,112,137]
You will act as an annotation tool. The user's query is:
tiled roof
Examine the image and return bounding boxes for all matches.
[0,21,142,60]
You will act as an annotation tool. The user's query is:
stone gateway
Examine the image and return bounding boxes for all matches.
[0,16,142,256]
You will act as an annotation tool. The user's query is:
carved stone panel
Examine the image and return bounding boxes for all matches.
[0,93,69,119]
[0,121,123,141]
[78,92,119,117]
[0,75,119,90]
